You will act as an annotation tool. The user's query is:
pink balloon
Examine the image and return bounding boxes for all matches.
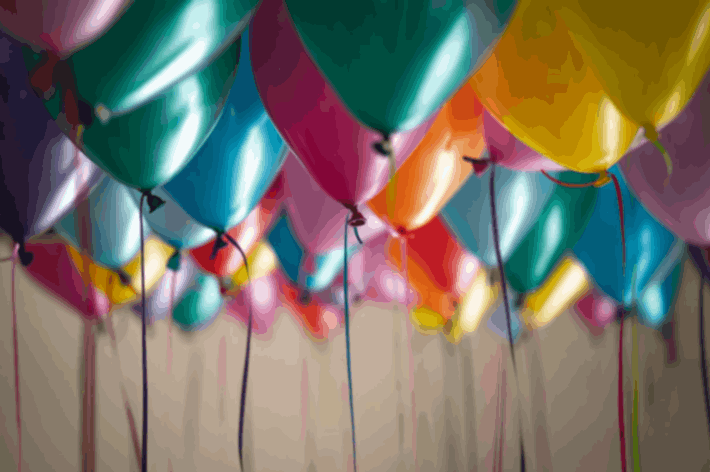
[574,288,617,337]
[483,111,566,172]
[0,0,128,56]
[621,71,710,245]
[282,153,391,254]
[224,274,279,336]
[250,0,434,214]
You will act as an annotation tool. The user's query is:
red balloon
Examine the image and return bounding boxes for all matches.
[250,0,433,217]
[277,269,330,341]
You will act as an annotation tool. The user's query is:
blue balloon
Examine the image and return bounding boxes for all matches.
[171,273,224,332]
[267,216,359,293]
[441,166,555,267]
[164,27,286,233]
[54,176,150,270]
[573,166,684,328]
[487,294,524,343]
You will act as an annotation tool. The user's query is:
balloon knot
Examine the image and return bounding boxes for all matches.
[373,134,392,156]
[143,191,166,213]
[167,250,181,272]
[17,243,33,267]
[593,171,613,188]
[463,156,490,176]
[299,290,312,305]
[29,50,60,94]
[345,205,366,227]
[118,271,131,286]
[210,234,228,261]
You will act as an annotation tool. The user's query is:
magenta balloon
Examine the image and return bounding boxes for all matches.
[282,153,391,254]
[621,72,710,245]
[483,112,565,172]
[250,0,433,210]
[0,0,128,56]
[225,274,279,336]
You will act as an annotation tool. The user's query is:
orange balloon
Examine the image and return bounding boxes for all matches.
[368,88,484,233]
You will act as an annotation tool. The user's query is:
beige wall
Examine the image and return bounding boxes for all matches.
[1,234,709,471]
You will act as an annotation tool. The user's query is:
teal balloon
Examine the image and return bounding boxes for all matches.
[172,273,224,331]
[504,172,598,293]
[54,176,150,270]
[441,166,555,268]
[23,38,241,190]
[267,216,359,293]
[284,0,518,133]
[164,30,286,231]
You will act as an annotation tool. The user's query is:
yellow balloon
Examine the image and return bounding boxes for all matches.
[122,237,173,295]
[66,245,136,306]
[230,242,278,289]
[520,256,591,330]
[470,0,638,173]
[410,305,447,336]
[557,0,710,132]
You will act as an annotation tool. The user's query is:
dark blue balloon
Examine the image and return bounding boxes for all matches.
[164,28,285,233]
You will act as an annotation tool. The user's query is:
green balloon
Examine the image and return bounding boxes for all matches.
[284,0,517,134]
[504,172,598,293]
[23,39,240,190]
[172,274,224,331]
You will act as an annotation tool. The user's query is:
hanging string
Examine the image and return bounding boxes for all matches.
[699,277,710,440]
[631,318,641,472]
[167,270,176,376]
[643,126,673,186]
[138,193,149,472]
[488,164,527,471]
[491,352,503,472]
[343,215,358,472]
[81,319,97,472]
[618,308,628,472]
[8,243,21,472]
[221,232,252,472]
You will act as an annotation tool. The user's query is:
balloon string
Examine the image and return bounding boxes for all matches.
[631,319,640,471]
[489,164,526,471]
[139,193,148,472]
[222,232,252,472]
[343,215,358,472]
[10,244,21,472]
[618,309,627,472]
[399,237,418,472]
[649,139,673,186]
[492,352,503,472]
[699,278,710,440]
[81,320,96,472]
[167,271,176,376]
[353,226,364,245]
[540,171,600,188]
[498,366,507,472]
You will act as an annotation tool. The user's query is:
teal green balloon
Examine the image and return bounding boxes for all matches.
[504,172,598,293]
[23,39,241,190]
[172,273,224,331]
[284,0,518,133]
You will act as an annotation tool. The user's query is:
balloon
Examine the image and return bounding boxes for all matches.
[446,266,499,344]
[284,0,517,135]
[120,237,173,296]
[504,171,597,293]
[171,273,223,332]
[129,187,216,251]
[0,0,127,57]
[573,167,684,328]
[165,29,285,231]
[227,242,278,290]
[557,0,710,133]
[441,165,556,267]
[24,240,109,320]
[487,294,524,342]
[23,37,241,190]
[225,274,280,336]
[65,244,135,307]
[267,215,360,294]
[0,35,103,261]
[54,176,150,270]
[574,288,618,336]
[621,71,710,246]
[282,154,389,254]
[190,203,275,278]
[469,0,637,173]
[250,0,433,211]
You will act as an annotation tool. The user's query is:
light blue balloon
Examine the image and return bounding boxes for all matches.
[164,27,286,232]
[172,273,224,332]
[441,166,555,267]
[54,176,150,270]
[487,292,524,343]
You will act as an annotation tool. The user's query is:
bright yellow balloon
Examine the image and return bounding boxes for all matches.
[230,242,278,289]
[410,305,447,336]
[470,0,638,173]
[122,237,173,295]
[557,0,710,132]
[66,245,136,306]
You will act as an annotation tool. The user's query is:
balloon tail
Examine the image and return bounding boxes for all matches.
[618,309,628,472]
[10,244,21,472]
[139,193,148,472]
[463,156,490,177]
[631,319,640,472]
[222,232,252,472]
[699,279,710,440]
[353,225,364,245]
[345,204,366,228]
[343,215,358,472]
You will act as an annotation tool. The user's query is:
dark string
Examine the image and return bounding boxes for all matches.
[222,232,252,472]
[353,225,364,245]
[343,215,358,472]
[699,277,710,440]
[488,164,526,471]
[618,309,627,472]
[138,193,148,472]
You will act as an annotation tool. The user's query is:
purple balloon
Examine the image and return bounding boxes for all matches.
[621,71,710,245]
[0,34,102,260]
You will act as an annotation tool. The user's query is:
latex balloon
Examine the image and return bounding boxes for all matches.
[284,0,517,134]
[469,0,637,173]
[573,166,684,328]
[575,288,618,337]
[171,273,224,332]
[557,0,710,133]
[250,0,433,211]
[23,37,241,190]
[449,266,499,341]
[282,154,389,254]
[225,274,280,336]
[621,71,710,246]
[0,0,127,57]
[190,203,275,278]
[120,237,173,295]
[228,242,278,290]
[24,240,109,320]
[267,215,360,293]
[165,30,285,231]
[0,35,103,260]
[278,269,331,341]
[129,187,216,251]
[504,171,597,293]
[65,244,135,307]
[441,165,555,267]
[54,176,150,270]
